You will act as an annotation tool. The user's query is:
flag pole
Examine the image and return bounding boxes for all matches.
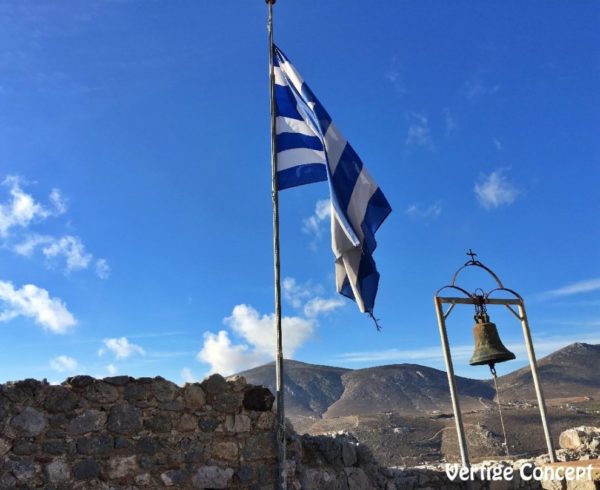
[267,1,287,489]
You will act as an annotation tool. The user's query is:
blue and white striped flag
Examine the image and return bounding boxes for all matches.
[273,45,392,319]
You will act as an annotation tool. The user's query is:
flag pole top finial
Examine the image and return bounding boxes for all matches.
[265,0,276,4]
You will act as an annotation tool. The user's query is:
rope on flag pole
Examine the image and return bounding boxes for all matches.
[266,1,287,489]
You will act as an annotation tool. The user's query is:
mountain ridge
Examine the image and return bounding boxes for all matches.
[236,342,600,420]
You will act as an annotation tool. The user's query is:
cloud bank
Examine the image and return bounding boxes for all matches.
[0,280,76,333]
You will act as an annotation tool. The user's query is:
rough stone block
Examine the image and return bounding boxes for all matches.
[243,386,275,412]
[198,416,219,433]
[191,465,234,489]
[144,412,173,432]
[178,413,197,432]
[152,377,179,402]
[559,426,600,450]
[107,403,142,434]
[76,434,114,456]
[242,432,277,461]
[345,467,369,490]
[9,457,40,482]
[201,374,229,395]
[225,413,252,432]
[212,440,239,462]
[0,438,10,456]
[256,411,276,430]
[161,469,189,486]
[12,439,39,455]
[213,392,243,413]
[45,459,70,484]
[10,406,48,436]
[235,464,255,483]
[181,438,209,464]
[135,472,155,486]
[102,375,131,386]
[107,455,138,479]
[136,436,162,455]
[42,439,67,455]
[123,382,146,402]
[160,398,185,411]
[114,436,130,449]
[226,375,247,392]
[44,386,79,413]
[72,459,100,480]
[67,375,95,389]
[342,442,357,467]
[299,468,339,490]
[67,409,107,435]
[183,384,206,409]
[83,381,119,404]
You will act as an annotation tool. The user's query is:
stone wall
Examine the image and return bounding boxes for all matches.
[0,375,387,489]
[0,375,597,489]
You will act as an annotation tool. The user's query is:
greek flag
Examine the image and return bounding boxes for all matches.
[273,45,392,318]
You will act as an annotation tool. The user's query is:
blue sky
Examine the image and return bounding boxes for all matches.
[0,1,598,384]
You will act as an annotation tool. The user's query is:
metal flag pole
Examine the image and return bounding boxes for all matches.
[267,1,287,488]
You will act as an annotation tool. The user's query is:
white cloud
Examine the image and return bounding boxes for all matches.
[474,169,519,209]
[386,56,406,95]
[106,364,117,375]
[282,277,320,308]
[197,304,316,376]
[50,355,78,372]
[444,108,457,135]
[14,234,109,278]
[181,367,197,383]
[95,258,111,279]
[302,199,331,250]
[49,188,67,214]
[14,234,53,256]
[197,330,268,376]
[225,304,314,359]
[197,273,349,375]
[540,278,600,299]
[302,199,330,237]
[493,138,503,151]
[42,235,92,272]
[0,280,76,333]
[0,176,65,237]
[304,297,345,318]
[464,75,500,102]
[2,175,108,279]
[406,113,433,149]
[405,202,442,220]
[99,337,145,360]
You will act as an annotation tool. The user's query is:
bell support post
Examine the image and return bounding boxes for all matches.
[518,301,556,462]
[434,296,470,467]
[434,252,556,465]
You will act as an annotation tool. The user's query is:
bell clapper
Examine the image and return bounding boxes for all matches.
[490,363,510,458]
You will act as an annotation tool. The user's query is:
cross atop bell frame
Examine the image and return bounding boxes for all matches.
[434,251,556,467]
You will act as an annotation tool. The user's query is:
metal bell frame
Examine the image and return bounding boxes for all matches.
[433,253,556,467]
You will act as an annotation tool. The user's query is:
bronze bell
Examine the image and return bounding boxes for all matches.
[469,312,515,366]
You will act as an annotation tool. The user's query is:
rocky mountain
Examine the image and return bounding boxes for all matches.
[324,364,494,418]
[495,342,600,402]
[238,343,600,421]
[237,343,600,464]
